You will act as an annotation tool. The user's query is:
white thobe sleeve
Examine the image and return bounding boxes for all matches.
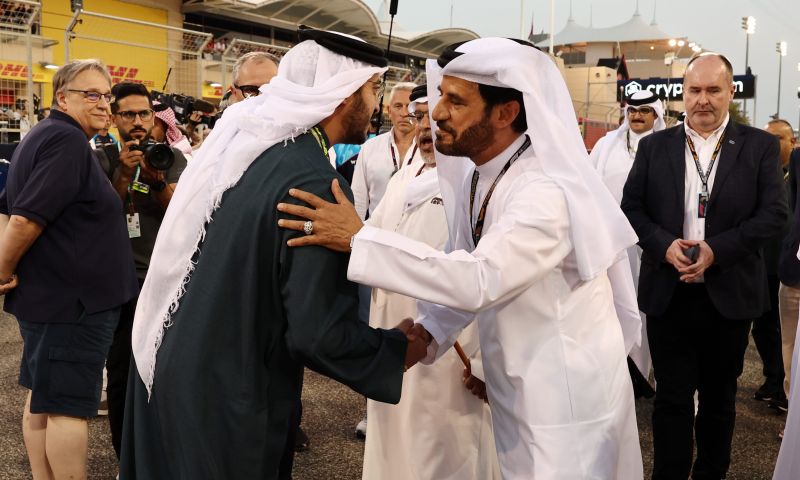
[349,175,571,346]
[606,251,643,354]
[352,149,369,220]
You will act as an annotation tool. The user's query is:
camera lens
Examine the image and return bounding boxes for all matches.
[144,143,175,171]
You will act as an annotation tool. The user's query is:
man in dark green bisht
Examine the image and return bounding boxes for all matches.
[120,28,429,479]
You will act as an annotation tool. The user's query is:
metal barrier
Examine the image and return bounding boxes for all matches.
[64,9,211,98]
[0,0,40,142]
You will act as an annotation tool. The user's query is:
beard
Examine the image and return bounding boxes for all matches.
[121,127,150,143]
[339,93,372,145]
[435,115,494,158]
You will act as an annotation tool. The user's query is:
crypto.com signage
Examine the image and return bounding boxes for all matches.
[618,74,755,101]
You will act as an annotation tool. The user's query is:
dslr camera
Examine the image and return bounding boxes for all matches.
[150,91,216,125]
[130,140,175,171]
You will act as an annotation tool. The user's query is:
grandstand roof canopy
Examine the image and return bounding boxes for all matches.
[536,11,673,47]
[182,0,479,58]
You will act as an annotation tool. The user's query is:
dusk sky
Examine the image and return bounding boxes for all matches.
[365,0,800,129]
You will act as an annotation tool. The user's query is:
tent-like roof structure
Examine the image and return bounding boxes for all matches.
[182,0,479,58]
[535,9,672,48]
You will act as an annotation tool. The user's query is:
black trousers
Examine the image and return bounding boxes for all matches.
[751,274,785,393]
[648,284,752,480]
[106,280,142,459]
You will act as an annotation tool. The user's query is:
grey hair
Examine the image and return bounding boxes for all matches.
[232,51,280,84]
[51,59,112,109]
[389,82,417,102]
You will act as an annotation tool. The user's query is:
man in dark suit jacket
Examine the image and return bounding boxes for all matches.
[621,53,787,480]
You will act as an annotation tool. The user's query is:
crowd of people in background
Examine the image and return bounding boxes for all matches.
[1,26,800,480]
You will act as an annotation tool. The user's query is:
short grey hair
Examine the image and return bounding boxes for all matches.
[51,59,112,109]
[232,51,280,84]
[389,82,417,102]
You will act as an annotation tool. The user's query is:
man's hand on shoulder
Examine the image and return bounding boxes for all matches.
[277,178,363,252]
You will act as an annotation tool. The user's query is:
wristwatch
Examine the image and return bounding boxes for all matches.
[349,235,355,251]
[150,181,167,192]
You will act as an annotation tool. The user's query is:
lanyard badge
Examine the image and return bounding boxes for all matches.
[129,165,150,194]
[698,191,709,218]
[686,134,725,219]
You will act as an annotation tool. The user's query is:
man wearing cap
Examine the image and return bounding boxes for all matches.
[119,28,428,479]
[360,84,499,480]
[278,38,643,479]
[591,89,666,396]
[622,53,787,480]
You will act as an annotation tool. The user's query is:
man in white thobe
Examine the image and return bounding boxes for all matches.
[278,38,643,479]
[591,89,666,395]
[361,85,499,480]
[351,81,420,436]
[352,82,420,220]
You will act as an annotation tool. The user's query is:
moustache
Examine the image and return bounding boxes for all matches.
[436,122,456,136]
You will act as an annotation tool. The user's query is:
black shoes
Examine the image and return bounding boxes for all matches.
[753,384,780,402]
[754,385,788,414]
[295,427,310,452]
[768,393,789,413]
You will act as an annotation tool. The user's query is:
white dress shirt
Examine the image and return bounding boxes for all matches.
[351,129,418,220]
[683,114,730,241]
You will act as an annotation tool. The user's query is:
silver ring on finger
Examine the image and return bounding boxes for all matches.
[303,220,313,235]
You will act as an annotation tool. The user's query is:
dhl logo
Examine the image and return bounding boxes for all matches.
[0,62,30,78]
[0,61,46,82]
[106,65,154,88]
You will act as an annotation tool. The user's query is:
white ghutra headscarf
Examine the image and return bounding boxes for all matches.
[132,35,386,397]
[429,37,638,281]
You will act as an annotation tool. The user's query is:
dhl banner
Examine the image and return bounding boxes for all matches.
[107,65,155,88]
[0,61,49,83]
[202,83,223,99]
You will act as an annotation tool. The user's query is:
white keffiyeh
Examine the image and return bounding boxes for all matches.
[132,36,386,397]
[428,37,638,282]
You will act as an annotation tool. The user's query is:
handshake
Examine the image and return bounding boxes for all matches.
[394,319,432,370]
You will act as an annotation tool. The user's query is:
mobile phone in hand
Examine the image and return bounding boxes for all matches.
[683,245,699,263]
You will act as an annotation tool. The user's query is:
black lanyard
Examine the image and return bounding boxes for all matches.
[469,135,531,246]
[390,143,417,173]
[625,130,635,157]
[686,132,725,195]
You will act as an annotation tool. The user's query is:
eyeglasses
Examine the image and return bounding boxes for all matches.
[115,109,154,122]
[366,80,385,101]
[67,89,114,104]
[627,106,655,116]
[234,84,261,98]
[408,110,429,124]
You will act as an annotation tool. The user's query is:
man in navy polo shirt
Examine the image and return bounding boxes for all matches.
[0,59,137,479]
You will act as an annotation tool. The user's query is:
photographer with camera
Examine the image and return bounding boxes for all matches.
[95,81,187,459]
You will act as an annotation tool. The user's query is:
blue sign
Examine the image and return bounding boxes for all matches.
[618,74,756,101]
